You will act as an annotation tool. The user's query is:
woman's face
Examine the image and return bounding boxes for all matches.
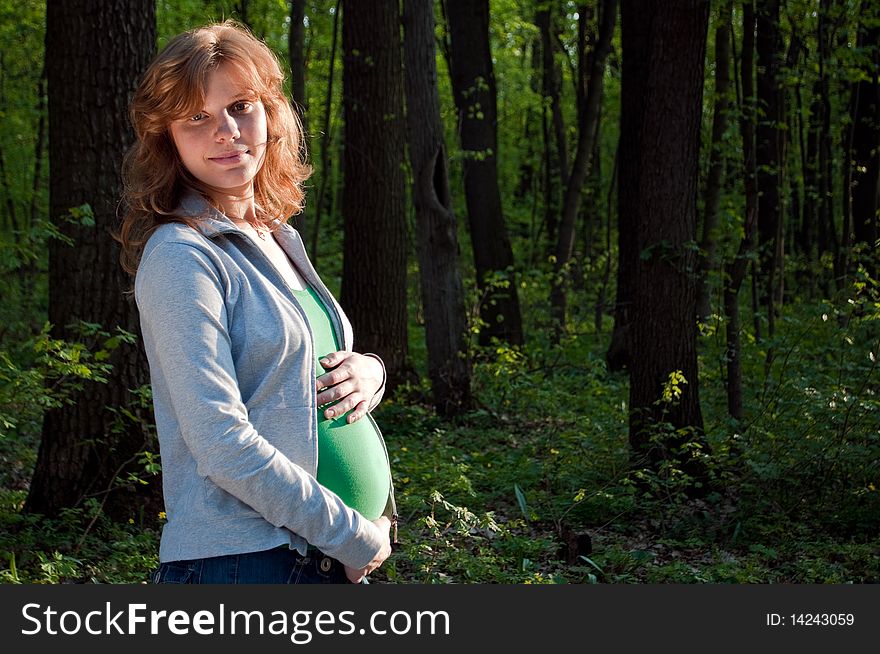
[169,62,268,204]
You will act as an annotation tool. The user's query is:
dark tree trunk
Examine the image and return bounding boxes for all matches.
[817,0,839,286]
[288,1,309,241]
[446,0,524,346]
[25,0,156,518]
[621,0,710,480]
[696,1,732,322]
[550,0,617,335]
[847,18,879,277]
[536,7,567,249]
[309,0,341,260]
[725,0,759,423]
[235,0,251,30]
[608,0,652,372]
[340,0,410,388]
[537,7,569,186]
[289,2,307,122]
[790,28,809,274]
[403,0,472,417]
[755,0,785,339]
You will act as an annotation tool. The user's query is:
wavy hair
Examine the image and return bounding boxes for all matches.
[118,20,311,274]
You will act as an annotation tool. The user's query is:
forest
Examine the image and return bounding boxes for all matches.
[0,0,878,584]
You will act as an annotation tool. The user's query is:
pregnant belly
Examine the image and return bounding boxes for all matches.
[316,412,391,520]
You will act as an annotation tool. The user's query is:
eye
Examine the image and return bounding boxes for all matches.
[232,101,252,113]
[189,112,207,122]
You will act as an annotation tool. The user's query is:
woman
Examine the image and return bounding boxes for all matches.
[119,21,396,584]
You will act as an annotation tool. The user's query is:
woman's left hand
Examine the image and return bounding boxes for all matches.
[316,351,384,423]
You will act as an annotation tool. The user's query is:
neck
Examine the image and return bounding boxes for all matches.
[211,190,257,224]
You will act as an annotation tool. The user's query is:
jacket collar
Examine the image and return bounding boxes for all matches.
[176,190,242,238]
[176,188,306,256]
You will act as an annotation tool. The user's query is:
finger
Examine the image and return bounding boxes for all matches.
[346,400,370,424]
[318,378,355,405]
[319,350,351,370]
[324,389,362,419]
[316,367,344,390]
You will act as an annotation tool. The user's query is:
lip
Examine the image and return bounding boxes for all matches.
[209,150,248,163]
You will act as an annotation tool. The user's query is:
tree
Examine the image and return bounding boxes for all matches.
[549,0,616,334]
[340,0,409,387]
[403,0,471,416]
[25,0,156,517]
[535,4,568,249]
[307,0,341,259]
[288,0,309,241]
[696,1,732,322]
[755,0,786,340]
[845,4,879,277]
[619,0,710,479]
[445,0,523,347]
[724,0,759,423]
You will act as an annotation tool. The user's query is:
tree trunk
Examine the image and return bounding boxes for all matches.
[446,0,524,346]
[536,7,566,249]
[621,0,710,481]
[725,0,759,423]
[608,0,652,372]
[847,17,879,277]
[550,0,617,335]
[817,0,839,287]
[696,1,732,322]
[25,0,156,519]
[403,0,472,417]
[537,7,569,187]
[340,0,409,388]
[309,0,341,260]
[755,0,785,340]
[288,0,309,242]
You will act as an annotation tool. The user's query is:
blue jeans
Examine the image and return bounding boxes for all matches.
[151,546,352,584]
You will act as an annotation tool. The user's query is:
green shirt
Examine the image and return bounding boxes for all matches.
[292,286,391,520]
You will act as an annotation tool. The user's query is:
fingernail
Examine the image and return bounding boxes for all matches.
[325,409,334,418]
[320,357,330,366]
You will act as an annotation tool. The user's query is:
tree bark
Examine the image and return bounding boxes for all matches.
[309,0,341,260]
[536,7,567,249]
[340,0,410,388]
[25,0,156,518]
[403,0,472,417]
[608,0,651,372]
[445,0,524,346]
[725,0,760,423]
[696,1,732,322]
[288,0,309,241]
[817,0,839,285]
[550,0,617,334]
[755,0,785,339]
[847,16,879,277]
[620,0,710,480]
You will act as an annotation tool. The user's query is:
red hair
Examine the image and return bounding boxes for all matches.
[118,20,311,274]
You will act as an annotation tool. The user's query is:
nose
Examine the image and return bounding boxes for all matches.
[215,111,240,143]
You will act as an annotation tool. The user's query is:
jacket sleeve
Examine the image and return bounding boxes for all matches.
[136,240,384,569]
[362,353,386,411]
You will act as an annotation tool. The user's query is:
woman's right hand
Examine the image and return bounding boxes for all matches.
[345,516,392,583]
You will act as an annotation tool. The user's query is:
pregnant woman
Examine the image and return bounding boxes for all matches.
[119,20,396,584]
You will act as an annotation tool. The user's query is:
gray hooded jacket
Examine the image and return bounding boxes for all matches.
[136,192,394,568]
